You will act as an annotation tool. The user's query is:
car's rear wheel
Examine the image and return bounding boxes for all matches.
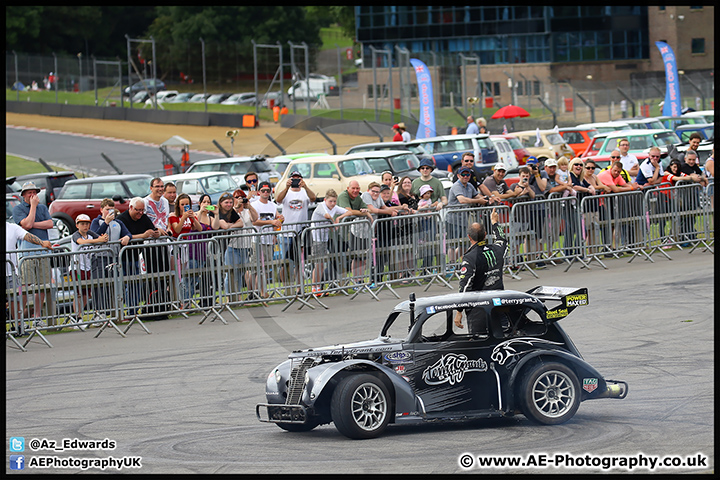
[519,362,580,425]
[55,218,74,238]
[331,374,390,439]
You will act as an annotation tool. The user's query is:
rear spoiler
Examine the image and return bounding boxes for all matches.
[526,286,588,322]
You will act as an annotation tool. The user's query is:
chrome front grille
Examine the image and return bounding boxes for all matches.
[286,357,315,405]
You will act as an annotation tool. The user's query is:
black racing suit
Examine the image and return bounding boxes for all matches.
[457,222,508,334]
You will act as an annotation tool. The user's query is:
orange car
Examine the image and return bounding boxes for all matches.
[558,127,598,157]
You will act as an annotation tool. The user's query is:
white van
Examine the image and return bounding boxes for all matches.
[287,77,337,101]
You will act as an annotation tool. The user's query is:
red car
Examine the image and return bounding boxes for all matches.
[493,134,532,166]
[49,174,152,235]
[558,127,598,157]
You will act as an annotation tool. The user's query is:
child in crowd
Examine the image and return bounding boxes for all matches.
[556,157,575,197]
[417,184,434,211]
[71,213,108,322]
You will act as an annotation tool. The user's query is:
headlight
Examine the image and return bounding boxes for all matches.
[304,371,310,385]
[274,369,282,384]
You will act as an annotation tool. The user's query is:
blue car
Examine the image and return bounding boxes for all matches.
[675,123,714,142]
[407,134,499,175]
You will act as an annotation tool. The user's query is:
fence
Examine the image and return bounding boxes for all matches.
[6,182,713,351]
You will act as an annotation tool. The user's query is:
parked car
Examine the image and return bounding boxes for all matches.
[575,121,630,135]
[558,127,598,156]
[48,174,153,235]
[494,134,533,166]
[160,172,238,206]
[682,110,714,124]
[221,92,257,106]
[275,155,383,200]
[407,134,499,175]
[269,153,331,176]
[488,135,519,169]
[675,123,714,142]
[145,90,179,106]
[345,141,435,166]
[6,177,22,202]
[188,93,211,103]
[206,93,232,104]
[14,171,78,208]
[614,117,665,130]
[508,130,574,163]
[168,92,195,103]
[131,91,151,104]
[185,156,281,190]
[583,129,681,158]
[656,115,706,131]
[346,150,453,195]
[260,91,288,108]
[256,288,628,439]
[123,79,166,97]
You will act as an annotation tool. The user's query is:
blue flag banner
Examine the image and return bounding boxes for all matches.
[655,41,682,117]
[410,58,436,139]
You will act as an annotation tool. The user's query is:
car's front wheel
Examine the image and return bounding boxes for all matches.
[519,362,580,425]
[331,374,390,439]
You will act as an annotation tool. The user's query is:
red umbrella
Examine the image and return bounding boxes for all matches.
[491,104,531,119]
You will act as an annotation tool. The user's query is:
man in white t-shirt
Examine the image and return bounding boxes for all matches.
[275,170,316,286]
[309,189,352,296]
[144,177,170,235]
[617,137,639,182]
[251,181,284,298]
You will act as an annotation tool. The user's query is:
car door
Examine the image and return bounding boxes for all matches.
[407,309,501,416]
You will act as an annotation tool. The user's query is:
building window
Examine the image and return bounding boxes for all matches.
[691,38,705,54]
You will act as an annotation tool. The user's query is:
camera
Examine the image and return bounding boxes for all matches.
[184,205,191,212]
[242,198,249,204]
[205,205,215,211]
[393,176,399,183]
[291,178,301,188]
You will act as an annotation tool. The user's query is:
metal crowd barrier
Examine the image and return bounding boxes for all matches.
[6,185,714,351]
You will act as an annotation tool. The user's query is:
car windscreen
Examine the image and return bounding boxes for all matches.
[387,153,420,171]
[338,158,373,177]
[201,175,237,194]
[90,182,126,199]
[506,136,525,151]
[226,160,272,175]
[654,131,681,146]
[58,183,90,199]
[546,133,565,145]
[125,178,152,197]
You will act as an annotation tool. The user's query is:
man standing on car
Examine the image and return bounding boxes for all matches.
[454,208,508,334]
[465,115,479,135]
[12,181,54,322]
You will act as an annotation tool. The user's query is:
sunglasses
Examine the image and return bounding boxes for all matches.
[610,156,621,159]
[246,179,258,184]
[460,173,471,177]
[573,164,582,168]
[259,189,271,193]
[419,166,432,170]
[585,166,596,170]
[234,195,243,199]
[649,155,661,158]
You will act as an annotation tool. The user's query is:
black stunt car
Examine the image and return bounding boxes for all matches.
[257,287,628,439]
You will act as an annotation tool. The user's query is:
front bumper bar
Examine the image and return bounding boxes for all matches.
[256,403,308,424]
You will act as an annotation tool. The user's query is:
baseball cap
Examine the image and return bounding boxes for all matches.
[419,184,434,196]
[379,184,391,192]
[258,181,272,191]
[544,159,558,167]
[75,214,91,223]
[418,158,435,170]
[494,163,507,171]
[525,156,538,165]
[290,170,303,178]
[393,124,399,129]
[20,181,40,194]
[458,167,473,175]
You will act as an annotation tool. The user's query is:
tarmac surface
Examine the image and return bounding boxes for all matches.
[6,252,714,474]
